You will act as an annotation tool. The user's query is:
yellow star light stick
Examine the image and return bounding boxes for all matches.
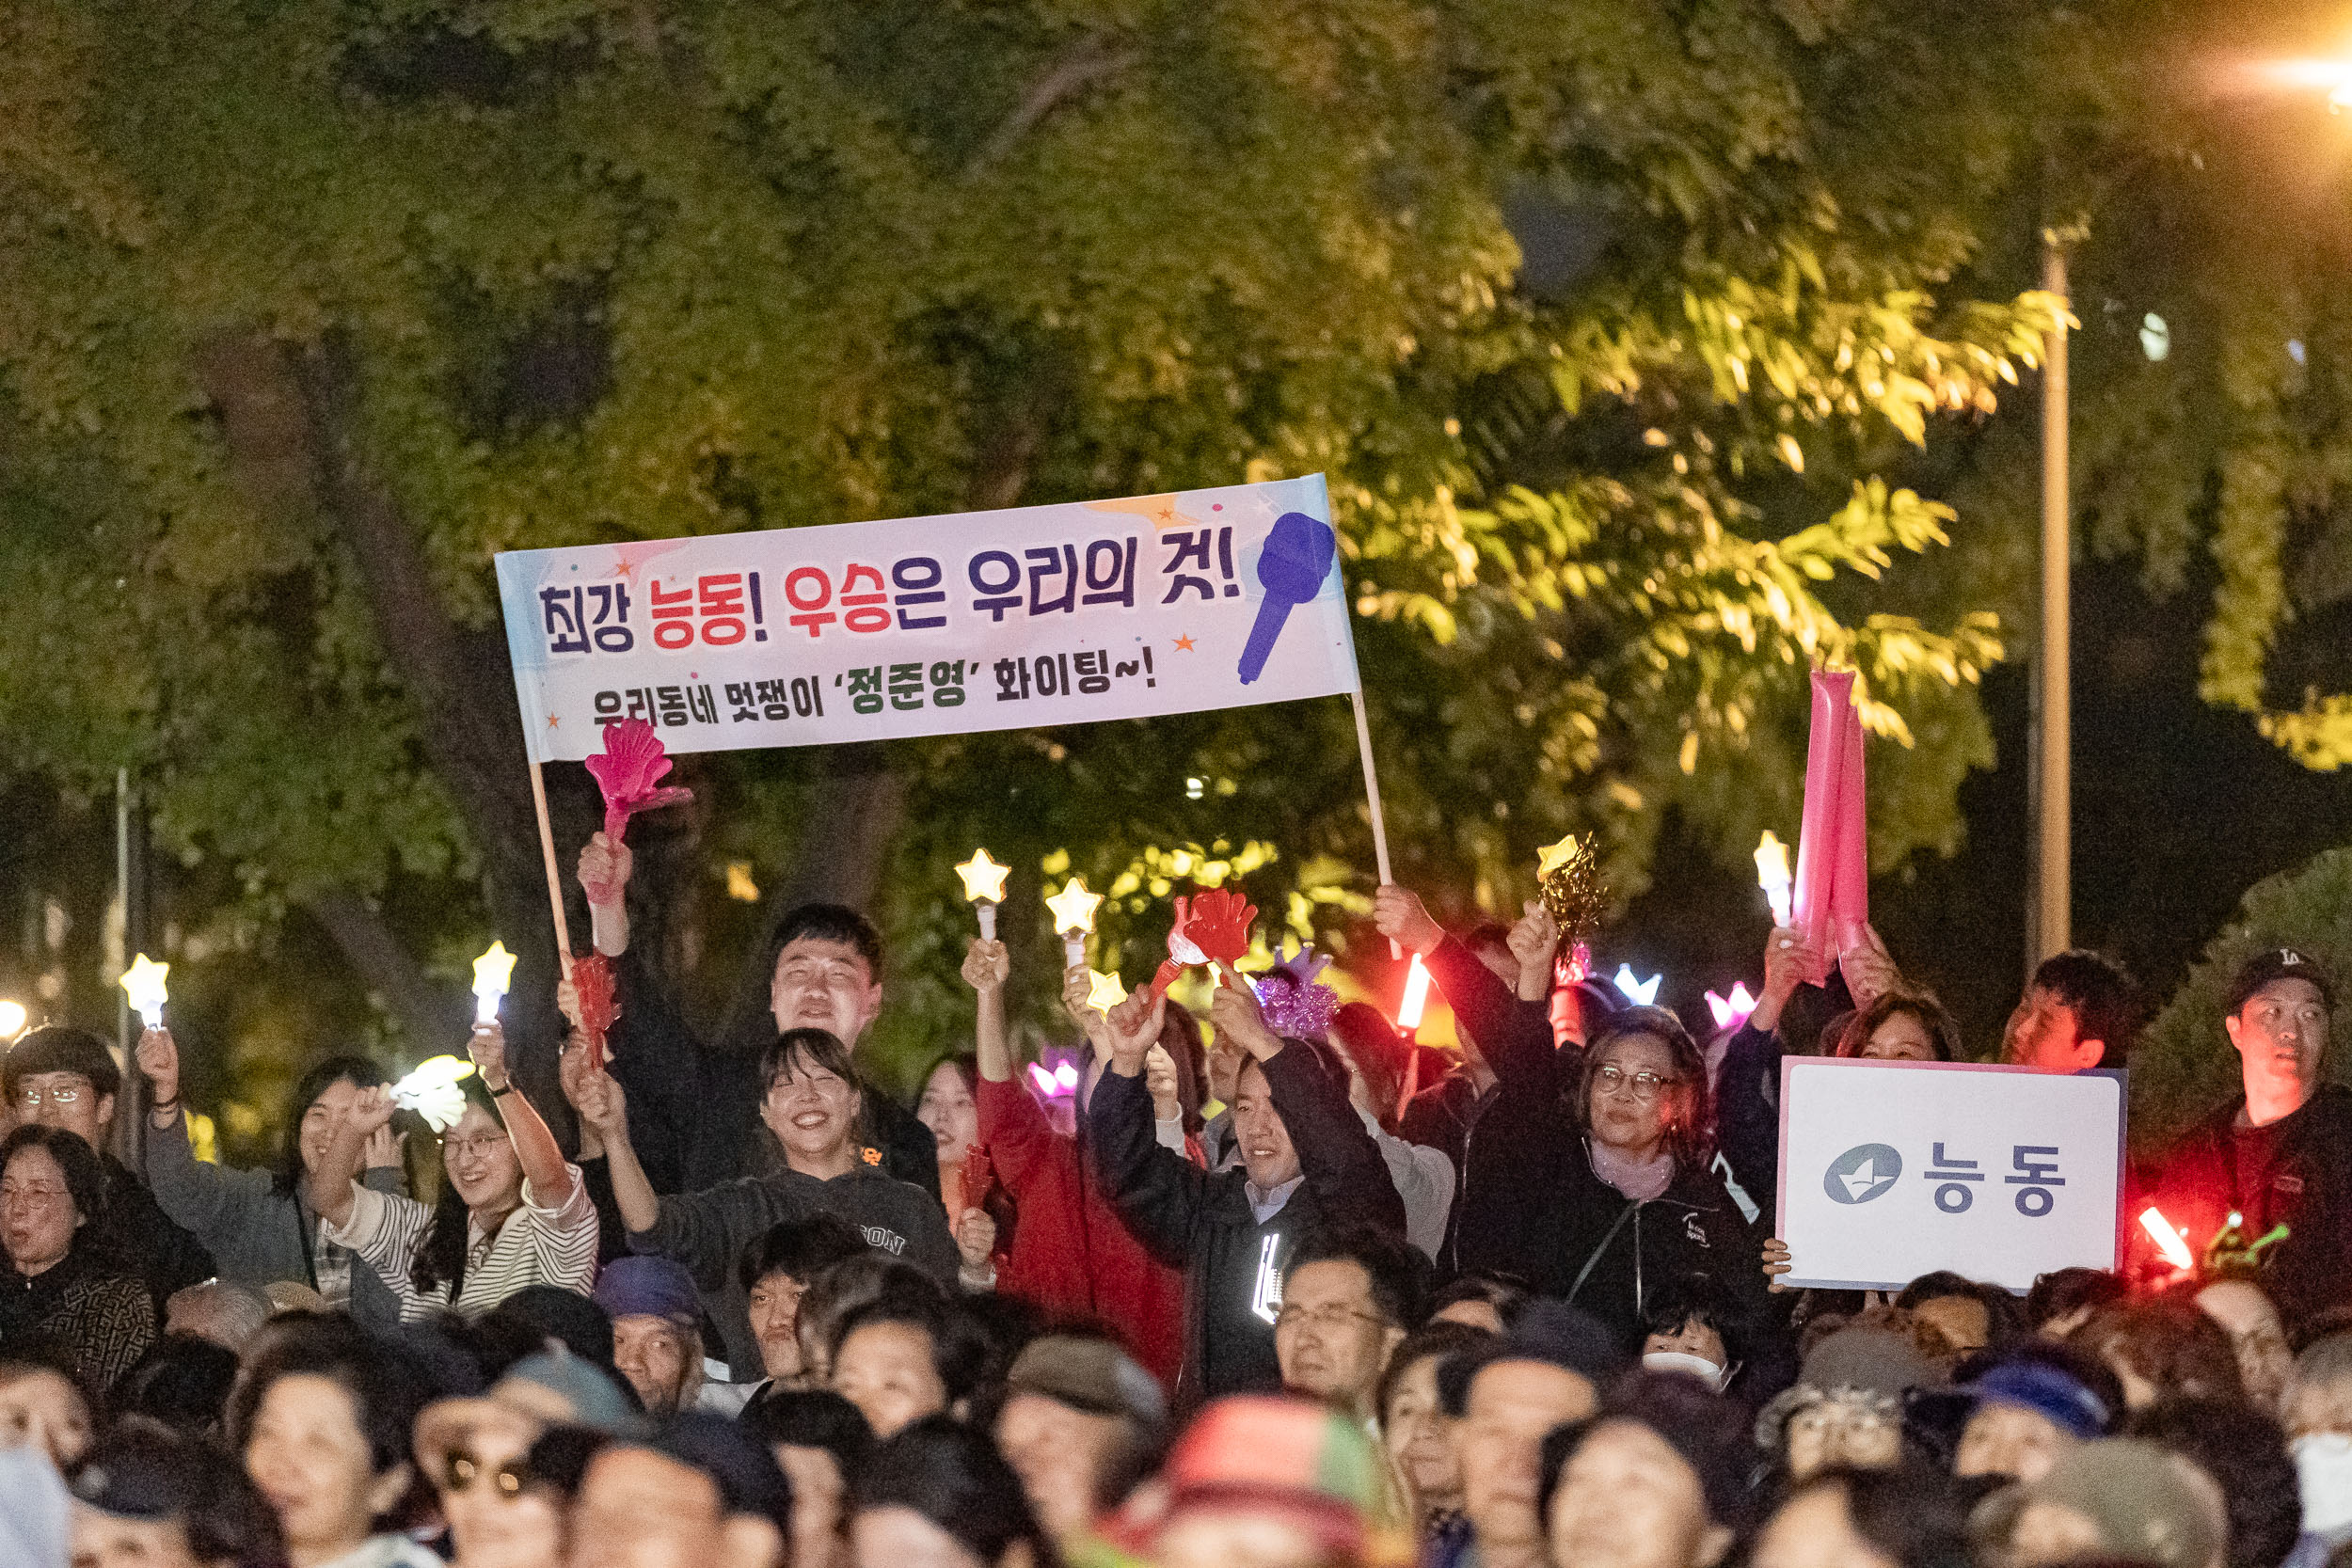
[956,848,1011,940]
[1045,877,1104,967]
[471,941,518,1026]
[1086,969,1129,1012]
[119,955,169,1030]
[1755,831,1793,926]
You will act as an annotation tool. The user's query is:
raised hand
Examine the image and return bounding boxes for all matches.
[345,1085,397,1140]
[468,1022,511,1092]
[1751,926,1822,1033]
[569,1068,628,1139]
[955,1208,997,1274]
[1761,1237,1793,1293]
[577,831,634,909]
[1145,1043,1183,1120]
[362,1122,403,1170]
[556,978,584,1032]
[135,1027,181,1111]
[1103,988,1168,1077]
[1209,961,1281,1061]
[1373,884,1444,958]
[1508,899,1559,999]
[961,938,1009,994]
[1061,962,1102,1031]
[1837,924,1899,1011]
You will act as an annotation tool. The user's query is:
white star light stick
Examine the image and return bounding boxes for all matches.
[119,955,169,1030]
[471,942,517,1026]
[956,849,1010,941]
[1755,831,1793,927]
[1046,877,1104,968]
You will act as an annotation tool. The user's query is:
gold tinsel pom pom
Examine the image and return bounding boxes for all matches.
[1536,833,1610,944]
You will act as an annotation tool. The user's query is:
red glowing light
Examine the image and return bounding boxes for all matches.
[2138,1206,2196,1272]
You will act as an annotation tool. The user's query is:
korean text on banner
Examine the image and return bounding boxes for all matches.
[1775,1058,2123,1293]
[496,476,1361,765]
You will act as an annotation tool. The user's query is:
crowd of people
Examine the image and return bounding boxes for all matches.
[3,825,2349,1568]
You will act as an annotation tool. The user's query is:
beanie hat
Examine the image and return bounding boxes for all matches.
[1110,1396,1412,1568]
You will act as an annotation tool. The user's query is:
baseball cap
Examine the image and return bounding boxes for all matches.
[1005,1335,1166,1426]
[414,1349,643,1477]
[2021,1439,2224,1568]
[593,1257,701,1323]
[1971,1361,2110,1442]
[2226,947,2335,1019]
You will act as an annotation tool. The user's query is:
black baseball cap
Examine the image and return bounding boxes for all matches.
[2226,947,2336,1018]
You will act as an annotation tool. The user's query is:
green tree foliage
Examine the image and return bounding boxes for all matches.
[0,0,2079,1091]
[2133,845,2352,1148]
[2026,1,2352,772]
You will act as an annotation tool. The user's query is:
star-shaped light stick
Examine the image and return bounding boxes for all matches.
[956,849,1011,941]
[1045,877,1104,967]
[119,955,169,1031]
[1613,964,1662,1006]
[1755,831,1793,926]
[1086,969,1129,1012]
[471,941,518,1026]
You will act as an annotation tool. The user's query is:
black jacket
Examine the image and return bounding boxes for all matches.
[1423,940,1779,1354]
[603,945,939,1198]
[1089,1044,1406,1411]
[102,1156,214,1315]
[2138,1083,2352,1332]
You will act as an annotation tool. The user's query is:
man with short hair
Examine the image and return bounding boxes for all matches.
[739,1212,867,1390]
[2003,950,2141,1072]
[1274,1225,1425,1422]
[1435,1302,1625,1568]
[595,1256,708,1418]
[561,1413,793,1568]
[1090,974,1404,1408]
[2,1026,212,1310]
[994,1334,1167,1543]
[577,833,937,1196]
[2140,948,2351,1330]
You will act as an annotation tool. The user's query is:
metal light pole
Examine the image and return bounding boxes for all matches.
[2027,235,2072,969]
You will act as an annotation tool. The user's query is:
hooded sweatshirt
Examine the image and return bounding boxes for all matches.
[627,1162,958,1380]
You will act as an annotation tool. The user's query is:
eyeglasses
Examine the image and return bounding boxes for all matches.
[1274,1302,1390,1334]
[1593,1064,1678,1102]
[441,1133,508,1161]
[442,1449,529,1498]
[14,1085,84,1109]
[0,1183,68,1209]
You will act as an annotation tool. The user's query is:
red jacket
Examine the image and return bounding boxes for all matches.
[977,1075,1187,1390]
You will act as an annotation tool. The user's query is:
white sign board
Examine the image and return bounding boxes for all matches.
[1775,1059,2124,1292]
[495,476,1360,765]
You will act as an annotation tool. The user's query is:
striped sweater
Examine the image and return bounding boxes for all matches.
[324,1167,598,1321]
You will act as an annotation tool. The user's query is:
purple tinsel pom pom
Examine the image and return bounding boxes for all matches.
[1253,970,1343,1039]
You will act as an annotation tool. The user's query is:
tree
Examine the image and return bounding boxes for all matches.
[0,0,2083,1101]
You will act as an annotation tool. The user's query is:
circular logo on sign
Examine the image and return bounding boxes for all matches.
[1824,1143,1902,1205]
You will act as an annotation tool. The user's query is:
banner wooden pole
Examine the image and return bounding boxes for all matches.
[1350,688,1401,958]
[527,759,576,982]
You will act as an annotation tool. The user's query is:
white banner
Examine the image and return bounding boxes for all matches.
[495,476,1360,765]
[1775,1059,2124,1292]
